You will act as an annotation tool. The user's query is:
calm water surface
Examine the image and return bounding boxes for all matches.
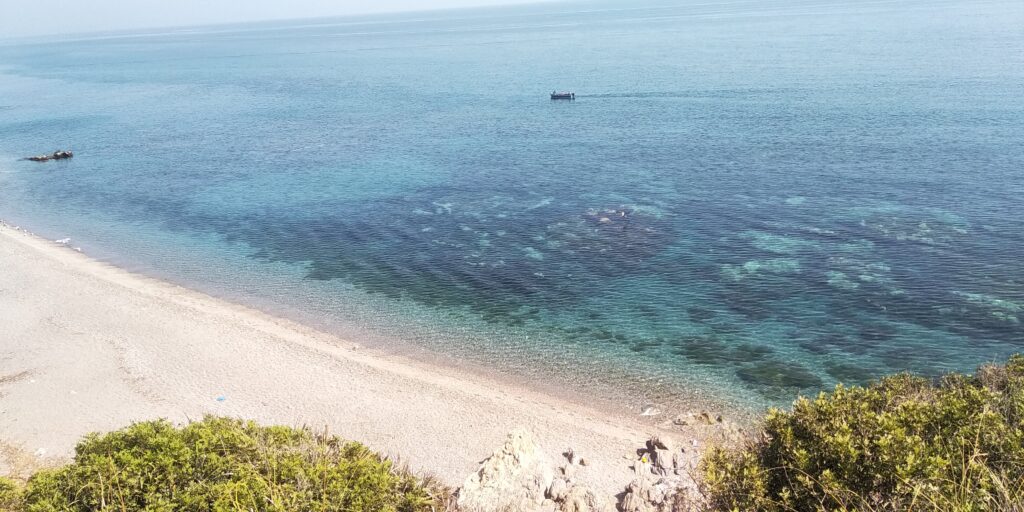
[1,0,1023,413]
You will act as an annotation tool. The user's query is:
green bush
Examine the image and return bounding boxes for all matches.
[0,477,23,511]
[10,417,448,512]
[702,354,1024,511]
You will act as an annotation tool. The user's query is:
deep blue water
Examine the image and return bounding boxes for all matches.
[2,0,1023,412]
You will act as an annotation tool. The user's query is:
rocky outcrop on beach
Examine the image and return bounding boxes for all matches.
[456,429,614,512]
[457,429,554,511]
[456,427,735,512]
[619,436,702,512]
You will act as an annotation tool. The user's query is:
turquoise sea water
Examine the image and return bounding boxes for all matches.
[1,0,1023,412]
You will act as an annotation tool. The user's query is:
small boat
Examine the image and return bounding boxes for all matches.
[24,150,73,162]
[550,91,575,100]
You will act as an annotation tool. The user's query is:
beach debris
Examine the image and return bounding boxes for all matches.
[23,150,73,162]
[216,395,227,402]
[34,448,46,457]
[639,404,661,416]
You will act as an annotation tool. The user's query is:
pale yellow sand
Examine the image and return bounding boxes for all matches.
[0,223,693,494]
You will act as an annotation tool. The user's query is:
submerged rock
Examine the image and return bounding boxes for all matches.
[953,291,1022,326]
[676,336,775,366]
[720,258,802,281]
[854,208,969,246]
[740,230,818,255]
[736,359,823,389]
[825,360,879,384]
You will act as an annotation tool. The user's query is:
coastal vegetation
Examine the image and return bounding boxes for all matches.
[2,356,1023,511]
[701,354,1024,511]
[0,417,450,511]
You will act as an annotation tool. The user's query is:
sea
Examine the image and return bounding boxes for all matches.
[1,0,1022,415]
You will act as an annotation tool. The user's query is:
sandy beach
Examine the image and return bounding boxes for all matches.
[0,222,706,496]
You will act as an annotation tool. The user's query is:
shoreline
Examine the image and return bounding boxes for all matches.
[0,221,740,495]
[0,208,762,425]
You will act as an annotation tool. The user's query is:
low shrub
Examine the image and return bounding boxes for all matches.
[701,354,1024,511]
[0,478,22,511]
[10,417,449,512]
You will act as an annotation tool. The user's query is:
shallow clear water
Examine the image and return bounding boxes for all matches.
[1,0,1023,412]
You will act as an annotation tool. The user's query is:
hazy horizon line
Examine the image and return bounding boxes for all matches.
[0,0,567,43]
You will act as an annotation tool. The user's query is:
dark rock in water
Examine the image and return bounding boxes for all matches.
[799,331,857,355]
[824,361,878,384]
[676,336,731,365]
[736,359,823,389]
[798,339,833,355]
[24,150,73,162]
[730,343,774,362]
[717,288,774,320]
[942,292,1024,335]
[629,340,660,353]
[686,306,716,322]
[877,346,949,377]
[677,336,774,366]
[638,304,661,318]
[859,323,900,342]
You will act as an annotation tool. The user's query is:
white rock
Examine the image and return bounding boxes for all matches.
[560,484,615,512]
[621,491,657,512]
[640,404,661,416]
[547,477,568,501]
[458,429,555,512]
